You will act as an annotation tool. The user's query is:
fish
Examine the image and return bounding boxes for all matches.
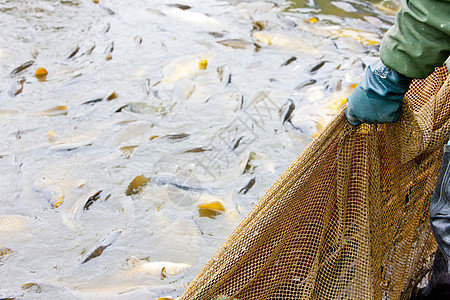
[0,247,12,260]
[289,115,322,137]
[173,78,196,100]
[85,43,96,55]
[234,2,278,21]
[209,32,224,38]
[152,173,208,192]
[134,36,142,46]
[101,6,115,15]
[41,185,65,207]
[113,121,153,148]
[217,39,254,49]
[296,23,381,46]
[160,54,214,86]
[243,151,256,174]
[67,46,80,59]
[252,20,265,31]
[280,98,295,124]
[119,145,138,158]
[184,147,211,153]
[8,79,26,96]
[40,105,68,117]
[374,2,400,15]
[118,102,166,115]
[82,98,103,105]
[315,82,356,128]
[166,4,190,10]
[21,283,41,293]
[61,188,111,229]
[10,61,34,77]
[79,229,122,264]
[198,201,226,218]
[47,130,56,143]
[294,79,316,90]
[252,31,321,56]
[216,65,231,85]
[231,136,243,150]
[162,7,222,28]
[308,61,326,73]
[124,256,191,276]
[32,176,65,207]
[331,1,357,12]
[126,175,148,196]
[83,91,118,105]
[43,123,110,151]
[104,41,114,55]
[103,23,111,33]
[143,78,151,95]
[334,28,380,46]
[0,215,32,232]
[115,105,128,113]
[196,193,243,223]
[281,56,297,66]
[146,8,166,16]
[83,190,102,210]
[106,91,117,101]
[364,16,384,27]
[161,133,190,141]
[238,177,255,195]
[0,109,21,116]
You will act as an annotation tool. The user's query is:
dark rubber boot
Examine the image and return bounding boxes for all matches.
[412,145,450,299]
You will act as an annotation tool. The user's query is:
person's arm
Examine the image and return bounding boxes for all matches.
[380,0,450,79]
[345,0,450,126]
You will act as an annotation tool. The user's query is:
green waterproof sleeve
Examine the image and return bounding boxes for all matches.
[380,0,450,79]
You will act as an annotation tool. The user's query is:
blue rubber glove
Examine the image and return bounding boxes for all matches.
[345,60,413,126]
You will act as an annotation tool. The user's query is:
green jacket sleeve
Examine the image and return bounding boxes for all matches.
[380,0,450,79]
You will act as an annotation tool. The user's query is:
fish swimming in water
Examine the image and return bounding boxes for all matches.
[40,105,68,117]
[32,176,65,208]
[8,79,26,96]
[217,39,254,50]
[0,247,12,261]
[280,98,295,124]
[79,229,122,264]
[159,54,214,87]
[0,215,32,232]
[10,61,34,77]
[162,7,223,29]
[238,177,256,195]
[151,173,209,192]
[252,31,322,56]
[123,256,191,277]
[126,175,148,196]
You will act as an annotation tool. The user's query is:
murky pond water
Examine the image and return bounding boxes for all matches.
[0,0,397,298]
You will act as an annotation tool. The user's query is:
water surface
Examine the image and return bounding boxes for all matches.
[0,0,395,298]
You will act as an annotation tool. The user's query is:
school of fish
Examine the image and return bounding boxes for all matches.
[0,0,398,298]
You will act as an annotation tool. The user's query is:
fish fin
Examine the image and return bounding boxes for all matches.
[130,256,141,265]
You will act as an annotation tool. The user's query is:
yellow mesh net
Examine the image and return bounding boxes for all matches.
[181,64,450,300]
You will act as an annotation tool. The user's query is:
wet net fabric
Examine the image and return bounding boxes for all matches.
[181,64,450,300]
